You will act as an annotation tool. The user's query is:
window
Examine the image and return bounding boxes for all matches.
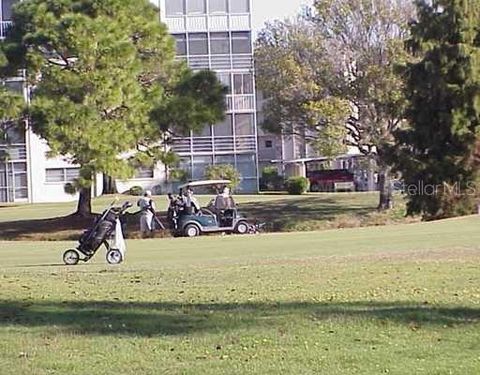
[5,80,23,94]
[234,114,254,135]
[65,168,80,181]
[217,73,232,94]
[2,0,18,20]
[215,155,234,166]
[210,32,230,54]
[233,73,253,94]
[265,140,273,148]
[236,154,256,178]
[194,124,212,137]
[179,157,192,179]
[46,168,80,183]
[232,32,251,54]
[3,126,25,144]
[134,167,154,179]
[173,34,187,55]
[188,33,208,55]
[209,0,228,13]
[213,114,233,136]
[192,156,213,179]
[229,0,249,13]
[187,0,206,14]
[165,0,185,16]
[238,178,257,193]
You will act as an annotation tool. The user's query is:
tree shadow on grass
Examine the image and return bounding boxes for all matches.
[239,196,376,231]
[0,212,169,241]
[0,300,478,337]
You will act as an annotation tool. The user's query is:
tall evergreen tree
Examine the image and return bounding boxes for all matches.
[394,0,480,219]
[0,0,225,215]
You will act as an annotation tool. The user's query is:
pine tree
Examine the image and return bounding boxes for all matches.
[395,0,480,219]
[0,0,226,215]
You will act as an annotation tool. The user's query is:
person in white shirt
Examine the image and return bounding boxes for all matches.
[137,190,156,237]
[184,188,200,214]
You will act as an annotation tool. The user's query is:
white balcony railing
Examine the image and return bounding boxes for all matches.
[229,15,250,30]
[186,53,253,71]
[171,135,256,154]
[164,13,251,33]
[0,21,13,39]
[232,95,255,112]
[232,54,253,69]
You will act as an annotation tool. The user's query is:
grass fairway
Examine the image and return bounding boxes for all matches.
[1,217,480,374]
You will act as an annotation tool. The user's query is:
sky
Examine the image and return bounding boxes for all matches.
[251,0,312,33]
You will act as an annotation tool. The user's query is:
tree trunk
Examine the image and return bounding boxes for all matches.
[378,165,393,210]
[102,174,118,195]
[77,187,92,217]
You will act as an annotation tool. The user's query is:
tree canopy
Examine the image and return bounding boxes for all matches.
[0,0,226,214]
[255,0,415,209]
[393,0,480,219]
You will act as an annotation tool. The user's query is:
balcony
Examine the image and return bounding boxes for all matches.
[164,13,250,33]
[171,135,256,155]
[226,95,255,112]
[0,20,13,39]
[186,54,253,71]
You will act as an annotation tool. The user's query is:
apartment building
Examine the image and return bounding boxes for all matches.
[159,0,259,193]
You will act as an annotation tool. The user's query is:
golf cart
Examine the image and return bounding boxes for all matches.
[168,179,260,237]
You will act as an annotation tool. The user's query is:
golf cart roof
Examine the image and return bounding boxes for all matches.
[179,180,231,189]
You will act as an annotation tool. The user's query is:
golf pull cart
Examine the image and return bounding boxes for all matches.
[168,179,261,238]
[63,200,132,266]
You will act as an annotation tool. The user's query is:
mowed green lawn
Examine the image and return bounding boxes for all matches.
[1,216,479,374]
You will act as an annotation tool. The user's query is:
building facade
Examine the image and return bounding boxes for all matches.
[0,0,258,203]
[1,0,28,203]
[159,0,259,193]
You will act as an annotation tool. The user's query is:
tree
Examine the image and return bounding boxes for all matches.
[0,0,226,216]
[255,0,415,209]
[393,0,480,219]
[256,17,350,160]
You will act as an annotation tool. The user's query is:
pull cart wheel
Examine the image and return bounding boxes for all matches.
[63,249,80,266]
[106,249,123,265]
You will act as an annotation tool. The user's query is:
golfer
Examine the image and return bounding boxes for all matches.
[137,190,156,237]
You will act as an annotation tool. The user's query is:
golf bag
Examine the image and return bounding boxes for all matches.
[63,201,132,265]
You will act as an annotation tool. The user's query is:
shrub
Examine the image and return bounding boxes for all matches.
[128,186,144,196]
[204,164,241,191]
[285,176,310,195]
[260,166,285,191]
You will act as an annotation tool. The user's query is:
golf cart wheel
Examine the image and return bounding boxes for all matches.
[106,249,123,265]
[235,221,249,235]
[184,224,200,238]
[63,249,80,266]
